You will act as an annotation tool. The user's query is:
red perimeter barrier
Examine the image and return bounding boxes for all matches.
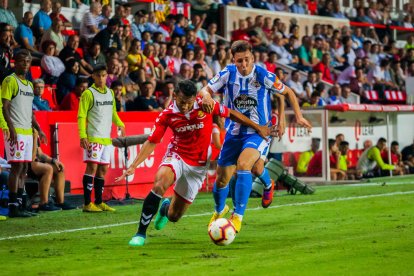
[350,21,414,32]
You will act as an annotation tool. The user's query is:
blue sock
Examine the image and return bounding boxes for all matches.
[213,183,229,213]
[234,170,252,216]
[228,176,237,206]
[258,169,272,190]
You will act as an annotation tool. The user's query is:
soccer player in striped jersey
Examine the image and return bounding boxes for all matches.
[78,65,125,212]
[199,40,312,232]
[2,50,47,217]
[115,80,271,246]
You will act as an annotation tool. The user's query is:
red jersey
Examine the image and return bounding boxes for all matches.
[306,151,322,176]
[148,99,230,166]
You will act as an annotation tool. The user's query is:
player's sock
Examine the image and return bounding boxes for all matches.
[234,170,252,216]
[82,174,94,205]
[94,177,104,205]
[8,192,18,207]
[159,200,170,218]
[213,183,229,213]
[258,168,272,190]
[228,176,237,206]
[17,188,24,209]
[137,190,162,237]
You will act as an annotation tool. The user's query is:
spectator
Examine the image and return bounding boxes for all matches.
[363,140,373,151]
[32,78,52,111]
[0,0,18,29]
[93,18,122,52]
[402,140,414,174]
[80,1,101,41]
[191,63,205,90]
[118,59,139,99]
[326,84,342,105]
[15,12,43,58]
[250,15,270,48]
[338,141,354,179]
[297,36,318,72]
[173,14,186,37]
[206,23,219,44]
[319,0,334,17]
[303,71,318,97]
[265,51,277,73]
[339,84,353,104]
[121,24,133,53]
[111,80,125,112]
[143,43,165,80]
[30,129,75,211]
[355,6,374,24]
[127,38,149,83]
[146,11,169,38]
[0,23,13,82]
[367,59,399,95]
[97,4,112,30]
[56,59,79,104]
[59,35,92,76]
[127,81,161,111]
[251,0,268,9]
[296,138,320,175]
[231,19,250,42]
[49,1,72,28]
[84,40,106,70]
[332,2,346,19]
[350,68,371,99]
[106,57,120,88]
[59,77,89,111]
[357,138,402,178]
[40,40,65,84]
[290,0,306,14]
[194,47,213,79]
[131,10,148,41]
[275,67,287,83]
[302,91,321,108]
[313,53,334,84]
[33,0,52,40]
[212,48,230,75]
[158,81,174,109]
[288,70,307,102]
[123,3,134,25]
[381,141,405,174]
[269,32,297,65]
[338,58,363,85]
[389,59,406,91]
[40,18,65,55]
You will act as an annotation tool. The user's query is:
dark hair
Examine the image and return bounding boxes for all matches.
[315,82,325,92]
[230,40,252,56]
[193,63,203,70]
[176,80,197,97]
[336,133,344,139]
[15,49,32,61]
[340,141,349,147]
[311,91,321,98]
[391,141,399,147]
[0,23,10,34]
[76,77,89,86]
[328,139,336,149]
[108,18,121,27]
[93,65,107,74]
[378,137,387,143]
[41,40,57,53]
[111,80,123,89]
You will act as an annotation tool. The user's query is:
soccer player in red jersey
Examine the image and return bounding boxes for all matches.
[115,80,271,246]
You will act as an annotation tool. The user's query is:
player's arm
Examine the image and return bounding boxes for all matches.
[77,90,93,149]
[111,90,125,137]
[199,69,229,113]
[275,94,285,140]
[32,112,48,144]
[296,152,309,173]
[281,86,312,132]
[370,147,395,171]
[1,76,16,142]
[228,109,270,140]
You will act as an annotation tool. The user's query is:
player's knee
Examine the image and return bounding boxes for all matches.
[237,159,254,171]
[152,183,166,196]
[45,164,53,177]
[167,211,182,222]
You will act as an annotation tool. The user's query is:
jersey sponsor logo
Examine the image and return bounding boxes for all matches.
[233,94,257,111]
[175,122,204,133]
[210,74,220,84]
[95,100,114,106]
[19,89,34,97]
[197,110,206,119]
[170,117,180,122]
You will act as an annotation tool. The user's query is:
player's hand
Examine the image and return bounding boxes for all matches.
[115,167,135,182]
[201,94,215,114]
[53,159,64,172]
[276,120,286,141]
[2,128,10,141]
[118,126,126,137]
[80,138,89,149]
[296,116,312,133]
[39,130,48,145]
[256,122,271,141]
[9,127,17,144]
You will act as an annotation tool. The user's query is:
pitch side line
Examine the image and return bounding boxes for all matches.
[1,190,413,241]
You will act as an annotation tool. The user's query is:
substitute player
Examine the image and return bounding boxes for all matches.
[78,65,125,212]
[115,80,271,246]
[2,50,47,217]
[199,40,312,232]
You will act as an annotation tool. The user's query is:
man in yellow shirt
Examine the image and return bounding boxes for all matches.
[78,65,125,212]
[296,138,320,175]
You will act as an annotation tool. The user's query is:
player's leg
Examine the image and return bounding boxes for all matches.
[231,147,261,232]
[94,164,114,211]
[29,162,58,211]
[251,158,275,208]
[82,162,99,211]
[130,165,175,246]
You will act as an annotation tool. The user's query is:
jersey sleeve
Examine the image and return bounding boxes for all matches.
[147,112,169,144]
[212,101,230,118]
[1,76,18,101]
[207,67,230,93]
[263,71,286,94]
[369,147,395,171]
[111,89,125,128]
[77,89,93,139]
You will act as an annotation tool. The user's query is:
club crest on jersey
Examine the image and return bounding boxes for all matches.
[251,80,261,89]
[210,74,220,84]
[197,110,206,119]
[15,152,21,159]
[234,94,257,111]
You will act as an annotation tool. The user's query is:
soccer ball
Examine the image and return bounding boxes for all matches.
[208,218,236,246]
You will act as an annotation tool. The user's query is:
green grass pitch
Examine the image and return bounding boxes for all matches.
[1,176,414,275]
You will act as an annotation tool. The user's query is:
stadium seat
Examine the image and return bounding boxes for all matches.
[384,90,407,103]
[364,90,379,102]
[30,66,42,80]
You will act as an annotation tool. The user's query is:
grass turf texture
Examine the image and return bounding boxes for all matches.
[1,177,413,275]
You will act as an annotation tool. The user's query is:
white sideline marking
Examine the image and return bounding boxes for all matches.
[1,190,413,241]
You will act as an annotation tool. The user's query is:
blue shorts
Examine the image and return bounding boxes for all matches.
[217,133,270,167]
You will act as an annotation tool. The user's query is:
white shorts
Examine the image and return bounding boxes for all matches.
[160,153,207,204]
[83,143,112,165]
[4,133,33,163]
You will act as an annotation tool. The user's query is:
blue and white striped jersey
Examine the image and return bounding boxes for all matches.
[208,64,285,136]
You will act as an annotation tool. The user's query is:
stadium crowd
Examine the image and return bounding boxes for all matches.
[0,0,413,218]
